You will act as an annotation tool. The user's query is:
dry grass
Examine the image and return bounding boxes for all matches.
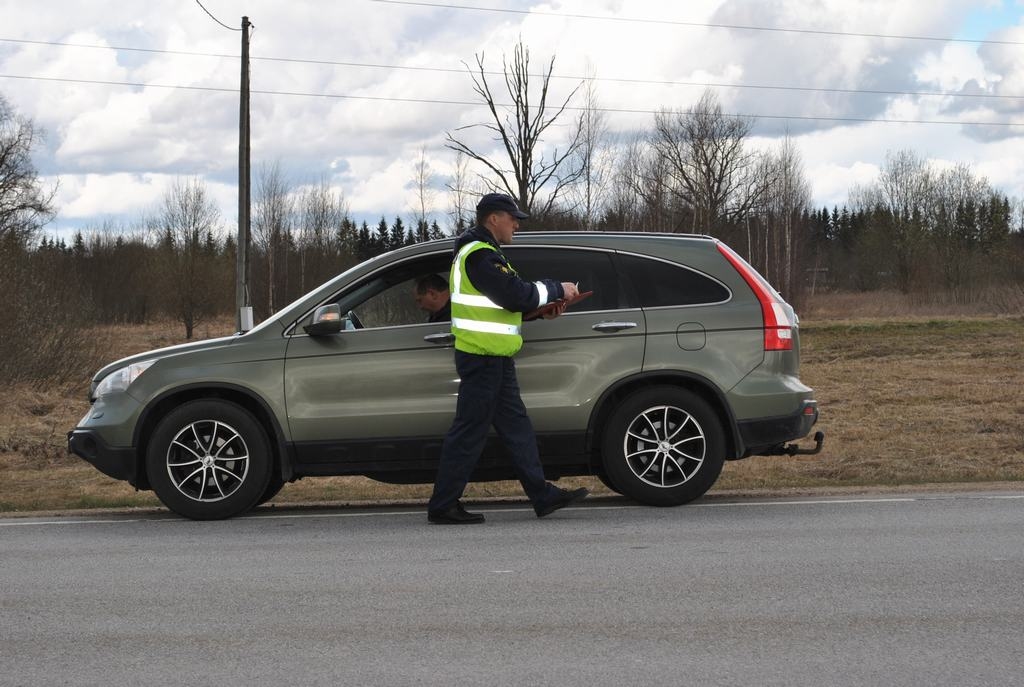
[2,307,1022,514]
[802,286,1024,320]
[717,316,1024,490]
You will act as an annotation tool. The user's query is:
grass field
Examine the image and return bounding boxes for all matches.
[2,294,1022,514]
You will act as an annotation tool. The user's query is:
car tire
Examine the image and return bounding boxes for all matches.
[256,475,286,506]
[146,400,272,520]
[595,471,622,495]
[601,386,725,507]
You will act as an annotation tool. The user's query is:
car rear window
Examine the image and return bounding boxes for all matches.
[617,254,729,307]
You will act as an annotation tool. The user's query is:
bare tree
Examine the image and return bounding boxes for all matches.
[297,178,348,293]
[604,139,642,232]
[253,161,293,315]
[410,146,436,240]
[446,150,475,234]
[652,90,767,234]
[0,96,56,247]
[851,149,932,291]
[612,134,679,233]
[158,178,222,339]
[445,40,584,218]
[763,135,811,295]
[567,68,614,230]
[929,163,1005,300]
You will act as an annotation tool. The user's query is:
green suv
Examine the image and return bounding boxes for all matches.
[68,233,823,520]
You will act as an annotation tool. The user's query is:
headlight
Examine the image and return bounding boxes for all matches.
[95,360,157,397]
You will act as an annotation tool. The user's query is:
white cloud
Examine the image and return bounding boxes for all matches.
[52,172,234,222]
[916,43,989,91]
[806,161,881,208]
[53,173,165,218]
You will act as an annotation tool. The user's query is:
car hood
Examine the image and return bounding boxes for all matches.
[91,335,240,384]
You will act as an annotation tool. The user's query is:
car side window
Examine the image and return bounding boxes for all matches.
[616,254,729,307]
[296,253,453,332]
[505,247,623,311]
[350,279,427,328]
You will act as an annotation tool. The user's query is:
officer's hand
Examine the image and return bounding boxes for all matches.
[561,282,579,300]
[542,300,567,320]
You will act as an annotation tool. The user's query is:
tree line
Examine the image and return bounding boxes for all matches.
[27,177,446,336]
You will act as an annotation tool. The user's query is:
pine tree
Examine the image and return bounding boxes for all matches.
[357,221,372,260]
[375,217,389,255]
[390,217,406,251]
[204,229,218,255]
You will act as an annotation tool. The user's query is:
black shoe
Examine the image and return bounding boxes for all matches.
[427,502,485,525]
[535,487,590,518]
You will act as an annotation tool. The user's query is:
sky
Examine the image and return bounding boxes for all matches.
[2,0,1024,240]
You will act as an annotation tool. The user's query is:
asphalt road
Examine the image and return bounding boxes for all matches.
[2,491,1023,687]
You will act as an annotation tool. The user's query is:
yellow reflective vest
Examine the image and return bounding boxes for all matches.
[450,241,523,356]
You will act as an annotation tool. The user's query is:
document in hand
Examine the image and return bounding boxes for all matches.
[525,290,593,320]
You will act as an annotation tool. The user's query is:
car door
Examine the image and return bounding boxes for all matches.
[505,245,647,459]
[283,252,457,470]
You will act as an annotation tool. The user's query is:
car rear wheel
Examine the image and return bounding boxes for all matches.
[601,386,725,506]
[146,400,272,520]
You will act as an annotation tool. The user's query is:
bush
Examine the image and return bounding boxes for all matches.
[0,240,107,386]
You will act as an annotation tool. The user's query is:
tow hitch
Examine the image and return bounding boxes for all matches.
[770,430,825,456]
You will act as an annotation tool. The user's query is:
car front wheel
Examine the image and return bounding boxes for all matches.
[256,475,286,506]
[601,386,725,507]
[146,400,272,520]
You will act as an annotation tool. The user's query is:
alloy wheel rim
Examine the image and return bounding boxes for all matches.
[622,405,706,488]
[166,420,250,502]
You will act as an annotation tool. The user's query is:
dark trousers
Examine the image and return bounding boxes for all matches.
[428,350,558,513]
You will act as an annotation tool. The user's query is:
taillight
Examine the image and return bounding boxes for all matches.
[716,243,793,351]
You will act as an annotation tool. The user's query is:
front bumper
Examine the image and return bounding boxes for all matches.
[67,429,137,484]
[737,400,820,456]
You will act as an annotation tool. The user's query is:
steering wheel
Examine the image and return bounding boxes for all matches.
[345,309,364,330]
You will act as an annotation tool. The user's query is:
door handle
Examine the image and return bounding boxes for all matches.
[424,332,455,345]
[592,321,638,333]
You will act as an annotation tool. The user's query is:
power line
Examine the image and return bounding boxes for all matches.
[3,73,1023,128]
[2,37,1022,102]
[368,0,1024,46]
[0,72,480,104]
[194,0,242,31]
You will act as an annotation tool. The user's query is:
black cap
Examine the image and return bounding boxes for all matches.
[476,193,529,220]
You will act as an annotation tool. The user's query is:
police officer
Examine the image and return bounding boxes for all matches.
[427,193,589,525]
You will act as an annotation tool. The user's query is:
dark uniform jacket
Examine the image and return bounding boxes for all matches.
[454,225,565,314]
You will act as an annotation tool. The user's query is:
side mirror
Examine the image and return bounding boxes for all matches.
[304,304,343,336]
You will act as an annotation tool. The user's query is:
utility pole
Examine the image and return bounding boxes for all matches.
[236,15,253,332]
